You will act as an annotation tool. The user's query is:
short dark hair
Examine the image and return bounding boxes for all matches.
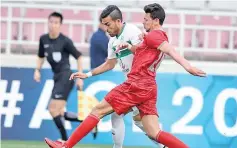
[144,3,165,25]
[48,12,63,23]
[100,5,123,22]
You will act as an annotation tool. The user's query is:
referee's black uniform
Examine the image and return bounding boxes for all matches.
[38,33,81,101]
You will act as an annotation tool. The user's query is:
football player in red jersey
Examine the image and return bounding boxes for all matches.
[45,3,206,148]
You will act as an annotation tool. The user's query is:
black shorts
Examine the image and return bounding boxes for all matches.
[51,71,74,101]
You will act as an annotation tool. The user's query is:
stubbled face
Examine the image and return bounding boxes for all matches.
[143,13,153,32]
[48,16,61,35]
[102,16,121,37]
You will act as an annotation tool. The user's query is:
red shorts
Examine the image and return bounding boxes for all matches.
[105,80,158,118]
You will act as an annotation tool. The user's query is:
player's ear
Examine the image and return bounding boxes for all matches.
[154,18,160,24]
[115,19,122,23]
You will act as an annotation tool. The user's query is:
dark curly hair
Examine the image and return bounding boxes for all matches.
[144,3,165,25]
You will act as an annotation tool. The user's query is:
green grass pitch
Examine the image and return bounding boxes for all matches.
[1,140,151,148]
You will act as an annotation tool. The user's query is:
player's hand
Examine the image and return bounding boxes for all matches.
[76,78,84,91]
[115,42,130,53]
[186,66,206,77]
[138,32,148,40]
[34,69,41,82]
[69,72,88,80]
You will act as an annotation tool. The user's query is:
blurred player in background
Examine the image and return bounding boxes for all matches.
[33,12,97,141]
[90,18,109,69]
[45,5,163,148]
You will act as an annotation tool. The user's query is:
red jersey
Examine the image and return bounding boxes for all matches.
[127,30,168,82]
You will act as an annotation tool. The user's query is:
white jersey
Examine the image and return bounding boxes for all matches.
[107,23,142,77]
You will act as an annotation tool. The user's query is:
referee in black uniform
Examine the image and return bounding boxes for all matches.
[34,12,97,141]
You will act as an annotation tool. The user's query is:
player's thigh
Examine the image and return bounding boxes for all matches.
[141,115,161,139]
[91,99,114,118]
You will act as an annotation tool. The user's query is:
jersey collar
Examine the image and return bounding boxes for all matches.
[116,22,126,39]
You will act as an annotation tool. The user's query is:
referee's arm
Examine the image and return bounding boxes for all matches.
[34,37,45,82]
[65,39,82,73]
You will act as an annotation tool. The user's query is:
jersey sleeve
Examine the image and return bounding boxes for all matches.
[146,30,168,49]
[129,25,142,45]
[38,37,45,58]
[65,38,82,59]
[107,39,116,59]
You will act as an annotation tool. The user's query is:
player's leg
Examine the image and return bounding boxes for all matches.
[132,107,143,130]
[132,107,145,132]
[45,82,135,148]
[141,115,188,148]
[48,99,68,141]
[64,111,82,122]
[132,107,160,146]
[138,92,189,148]
[111,112,125,148]
[64,99,114,147]
[46,99,114,148]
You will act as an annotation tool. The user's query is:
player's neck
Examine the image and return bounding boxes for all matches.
[117,23,125,37]
[151,25,162,31]
[49,32,60,39]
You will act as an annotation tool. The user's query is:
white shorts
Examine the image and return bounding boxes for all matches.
[132,106,140,116]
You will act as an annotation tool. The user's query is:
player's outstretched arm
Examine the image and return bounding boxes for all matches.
[116,43,138,53]
[159,42,206,77]
[69,58,117,80]
[91,58,117,76]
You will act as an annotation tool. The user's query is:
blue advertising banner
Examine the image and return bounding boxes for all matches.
[1,67,237,148]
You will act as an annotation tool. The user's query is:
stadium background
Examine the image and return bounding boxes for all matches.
[1,0,237,148]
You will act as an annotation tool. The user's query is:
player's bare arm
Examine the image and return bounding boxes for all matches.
[76,56,83,90]
[34,33,45,83]
[76,56,83,74]
[70,58,117,80]
[90,58,117,76]
[36,56,45,70]
[159,42,206,77]
[138,31,148,40]
[116,28,143,53]
[129,44,139,53]
[34,57,45,82]
[116,43,139,53]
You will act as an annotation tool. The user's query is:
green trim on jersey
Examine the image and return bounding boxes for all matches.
[116,23,126,39]
[112,46,132,58]
[127,40,132,45]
